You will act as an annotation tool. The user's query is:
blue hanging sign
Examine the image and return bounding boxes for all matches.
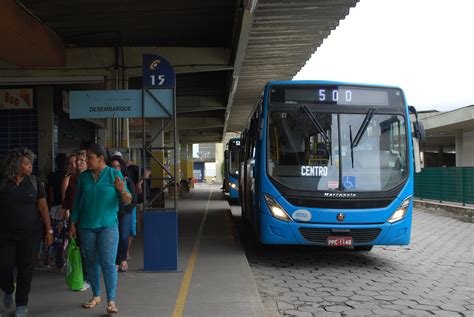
[69,89,173,119]
[143,54,176,89]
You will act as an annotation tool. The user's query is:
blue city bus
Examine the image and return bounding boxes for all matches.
[239,80,424,250]
[225,137,241,203]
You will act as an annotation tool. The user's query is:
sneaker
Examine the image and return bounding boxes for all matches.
[15,305,28,317]
[79,281,90,292]
[3,292,14,309]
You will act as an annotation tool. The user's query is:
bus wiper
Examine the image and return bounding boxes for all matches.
[350,125,354,168]
[352,108,376,148]
[300,106,330,143]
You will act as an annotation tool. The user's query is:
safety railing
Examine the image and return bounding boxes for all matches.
[414,167,474,206]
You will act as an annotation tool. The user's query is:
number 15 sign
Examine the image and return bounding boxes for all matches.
[143,54,175,89]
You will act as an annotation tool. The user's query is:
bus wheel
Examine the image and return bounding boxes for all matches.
[354,245,373,251]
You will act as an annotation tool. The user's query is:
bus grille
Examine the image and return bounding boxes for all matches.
[298,227,382,244]
[286,197,393,209]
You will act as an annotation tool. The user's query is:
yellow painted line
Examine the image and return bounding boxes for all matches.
[172,188,213,317]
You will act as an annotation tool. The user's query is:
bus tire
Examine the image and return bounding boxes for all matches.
[353,245,373,251]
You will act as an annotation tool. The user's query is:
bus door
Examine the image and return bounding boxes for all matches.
[243,110,260,226]
[223,149,229,192]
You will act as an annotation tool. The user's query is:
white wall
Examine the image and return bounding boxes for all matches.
[462,131,474,166]
[204,162,217,178]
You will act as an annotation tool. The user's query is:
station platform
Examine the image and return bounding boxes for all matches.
[414,199,473,222]
[1,184,265,317]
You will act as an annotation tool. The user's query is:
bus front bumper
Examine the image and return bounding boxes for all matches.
[259,212,411,246]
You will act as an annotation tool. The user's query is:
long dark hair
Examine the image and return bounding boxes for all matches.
[54,153,67,171]
[87,143,110,162]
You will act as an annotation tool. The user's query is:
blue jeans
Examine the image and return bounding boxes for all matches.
[79,226,118,302]
[130,207,137,236]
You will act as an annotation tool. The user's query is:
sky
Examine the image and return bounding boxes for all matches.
[294,0,474,112]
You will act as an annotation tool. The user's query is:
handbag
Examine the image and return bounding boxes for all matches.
[65,238,84,291]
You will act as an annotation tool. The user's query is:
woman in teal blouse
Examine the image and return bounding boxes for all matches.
[69,143,131,314]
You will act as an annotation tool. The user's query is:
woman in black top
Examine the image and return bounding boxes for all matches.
[0,148,53,317]
[109,156,137,272]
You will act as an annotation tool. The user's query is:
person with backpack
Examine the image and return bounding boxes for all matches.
[43,153,67,268]
[125,161,142,259]
[109,155,137,272]
[47,153,67,209]
[0,147,54,317]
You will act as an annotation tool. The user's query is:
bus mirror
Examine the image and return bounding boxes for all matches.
[413,121,426,143]
[413,137,422,173]
[409,105,425,142]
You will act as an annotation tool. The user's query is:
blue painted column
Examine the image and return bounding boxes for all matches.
[143,211,178,271]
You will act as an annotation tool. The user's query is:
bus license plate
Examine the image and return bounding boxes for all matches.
[327,236,353,247]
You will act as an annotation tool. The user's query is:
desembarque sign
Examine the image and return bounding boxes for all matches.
[69,89,173,119]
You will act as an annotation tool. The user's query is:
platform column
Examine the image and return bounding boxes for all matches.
[37,86,54,180]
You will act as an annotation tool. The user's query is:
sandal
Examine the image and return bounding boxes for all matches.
[83,296,101,309]
[106,301,118,314]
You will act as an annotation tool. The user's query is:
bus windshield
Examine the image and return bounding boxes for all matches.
[267,109,408,192]
[229,145,240,178]
[228,139,241,179]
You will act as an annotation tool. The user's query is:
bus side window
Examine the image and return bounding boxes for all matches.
[380,117,405,170]
[248,112,259,159]
[243,131,250,162]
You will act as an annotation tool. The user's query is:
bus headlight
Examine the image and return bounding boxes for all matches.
[264,193,292,222]
[229,182,237,189]
[388,196,412,223]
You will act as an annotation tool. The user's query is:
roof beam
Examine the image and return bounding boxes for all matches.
[176,96,224,108]
[222,5,255,139]
[179,133,222,144]
[0,47,231,79]
[0,0,65,67]
[177,107,226,114]
[177,117,224,130]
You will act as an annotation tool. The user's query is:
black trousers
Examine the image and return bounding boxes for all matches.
[0,230,40,306]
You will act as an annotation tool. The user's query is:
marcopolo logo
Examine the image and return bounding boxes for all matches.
[292,209,312,222]
[323,192,357,198]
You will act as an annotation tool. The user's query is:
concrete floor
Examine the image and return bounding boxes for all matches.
[1,184,265,317]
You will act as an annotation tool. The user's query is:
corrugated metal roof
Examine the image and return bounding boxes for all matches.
[5,0,359,143]
[227,0,358,133]
[19,0,238,47]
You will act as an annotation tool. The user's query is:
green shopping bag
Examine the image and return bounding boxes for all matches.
[65,238,84,291]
